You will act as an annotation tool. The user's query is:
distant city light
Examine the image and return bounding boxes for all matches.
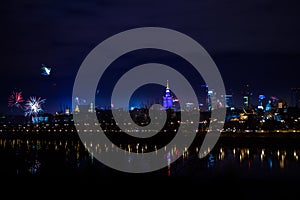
[259,95,266,100]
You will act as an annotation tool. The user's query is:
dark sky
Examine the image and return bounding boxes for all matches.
[1,0,300,114]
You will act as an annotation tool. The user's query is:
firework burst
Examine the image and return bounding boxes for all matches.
[24,96,46,117]
[8,91,24,108]
[41,64,51,76]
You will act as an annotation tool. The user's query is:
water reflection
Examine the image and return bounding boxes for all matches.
[1,137,300,178]
[208,147,300,170]
[0,138,88,176]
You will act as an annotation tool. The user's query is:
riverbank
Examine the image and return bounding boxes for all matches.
[1,130,300,140]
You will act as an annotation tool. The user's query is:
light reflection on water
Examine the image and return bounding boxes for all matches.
[1,137,300,178]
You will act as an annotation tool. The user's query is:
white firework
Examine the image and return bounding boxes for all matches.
[24,96,46,117]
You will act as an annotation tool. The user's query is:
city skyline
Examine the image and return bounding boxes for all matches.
[2,79,297,116]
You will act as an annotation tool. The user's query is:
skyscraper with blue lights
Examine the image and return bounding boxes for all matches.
[163,80,173,110]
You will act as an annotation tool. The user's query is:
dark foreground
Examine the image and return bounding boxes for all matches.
[1,132,300,198]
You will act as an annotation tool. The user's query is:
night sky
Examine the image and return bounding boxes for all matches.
[1,0,300,114]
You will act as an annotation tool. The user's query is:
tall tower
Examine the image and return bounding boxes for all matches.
[88,102,95,113]
[242,84,253,108]
[163,80,173,110]
[199,84,209,111]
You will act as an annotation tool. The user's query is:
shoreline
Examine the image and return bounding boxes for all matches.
[1,130,300,138]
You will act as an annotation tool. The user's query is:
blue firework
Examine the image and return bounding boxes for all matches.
[41,64,51,76]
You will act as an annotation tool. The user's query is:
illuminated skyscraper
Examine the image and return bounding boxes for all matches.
[163,80,173,110]
[88,102,95,113]
[204,87,226,110]
[199,84,209,111]
[243,96,249,108]
[225,94,233,108]
[242,84,253,108]
[265,100,272,112]
[258,95,266,110]
[208,90,215,111]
